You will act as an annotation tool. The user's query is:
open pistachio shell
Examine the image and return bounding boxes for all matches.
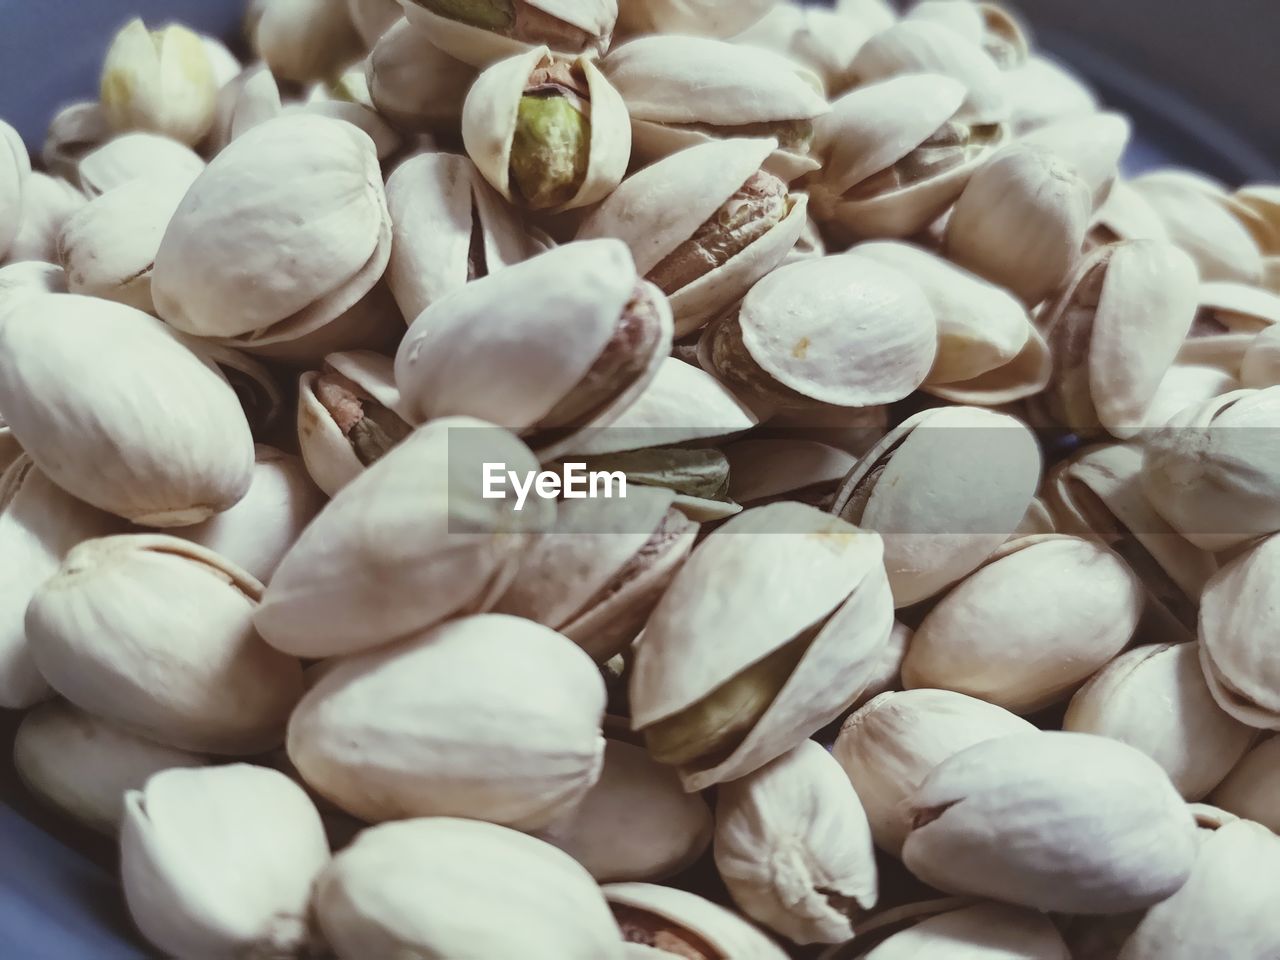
[43,102,111,183]
[726,438,859,509]
[906,0,1030,71]
[631,502,894,791]
[1000,53,1096,135]
[1193,280,1280,338]
[367,19,478,132]
[832,405,1042,608]
[1020,111,1129,207]
[619,0,777,39]
[922,323,1053,406]
[402,0,617,68]
[8,171,86,266]
[578,445,742,522]
[1091,178,1170,244]
[578,138,807,336]
[606,883,789,960]
[1242,326,1280,388]
[1144,363,1240,431]
[732,6,873,98]
[848,902,1070,960]
[1210,736,1280,833]
[0,121,29,256]
[77,131,205,198]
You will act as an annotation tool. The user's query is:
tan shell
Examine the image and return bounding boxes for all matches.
[256,417,551,658]
[367,19,478,132]
[287,614,606,828]
[402,0,618,68]
[7,171,86,265]
[1001,54,1097,135]
[1242,326,1280,388]
[831,405,1042,607]
[577,137,808,336]
[1019,111,1129,207]
[606,883,789,960]
[77,131,205,197]
[1210,735,1280,833]
[1064,642,1255,800]
[618,0,777,39]
[630,502,894,791]
[250,0,364,84]
[27,535,304,754]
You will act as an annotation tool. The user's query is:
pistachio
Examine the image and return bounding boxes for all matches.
[41,102,110,184]
[367,20,478,133]
[249,0,365,85]
[582,447,732,502]
[1210,735,1280,833]
[607,883,790,960]
[403,0,617,67]
[844,902,1070,960]
[346,0,402,46]
[7,171,85,266]
[77,131,205,198]
[619,0,778,40]
[725,438,859,510]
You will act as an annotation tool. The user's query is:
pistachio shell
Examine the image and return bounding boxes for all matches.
[732,6,873,97]
[857,902,1070,960]
[207,64,283,152]
[347,0,401,45]
[619,0,777,39]
[606,883,789,960]
[1242,326,1280,388]
[726,439,859,507]
[1195,279,1280,334]
[835,0,897,32]
[1091,179,1170,243]
[318,818,624,959]
[287,614,606,828]
[0,120,31,260]
[850,620,912,710]
[922,324,1053,406]
[0,261,68,305]
[1144,363,1239,430]
[1001,54,1096,134]
[367,19,478,131]
[1018,111,1128,209]
[251,0,364,84]
[42,102,111,184]
[77,131,205,198]
[402,0,618,68]
[7,172,86,265]
[1210,735,1280,832]
[0,294,255,526]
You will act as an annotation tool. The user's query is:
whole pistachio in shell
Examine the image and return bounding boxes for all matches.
[0,294,255,527]
[13,700,205,836]
[1064,642,1256,800]
[367,19,478,133]
[249,0,365,84]
[832,688,1036,856]
[601,34,831,181]
[152,114,391,345]
[121,764,330,960]
[699,254,937,416]
[77,131,205,198]
[465,47,631,212]
[27,535,304,755]
[831,405,1042,608]
[619,0,777,39]
[287,614,605,828]
[402,0,617,68]
[1210,735,1280,833]
[579,138,807,336]
[395,239,673,460]
[0,118,31,260]
[631,502,894,791]
[902,731,1197,914]
[317,818,624,960]
[715,739,878,945]
[1242,325,1280,388]
[945,141,1094,306]
[839,901,1070,960]
[607,882,789,960]
[7,171,86,266]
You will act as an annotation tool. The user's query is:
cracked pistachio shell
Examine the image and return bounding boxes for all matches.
[904,534,1144,714]
[367,19,478,132]
[57,171,195,313]
[902,731,1197,914]
[347,0,401,45]
[464,47,631,212]
[1019,111,1130,207]
[1142,387,1280,551]
[294,98,403,163]
[493,486,697,662]
[288,614,606,828]
[716,740,878,945]
[1035,240,1199,439]
[1091,178,1170,244]
[0,294,254,526]
[386,151,545,323]
[579,138,807,336]
[1144,363,1240,431]
[1132,170,1264,285]
[402,0,618,68]
[395,240,672,459]
[1064,642,1255,801]
[601,35,830,180]
[318,819,623,960]
[8,172,86,265]
[200,35,242,88]
[250,0,364,84]
[257,417,551,658]
[853,241,1031,385]
[832,405,1042,607]
[153,114,390,341]
[207,65,283,153]
[1211,736,1280,832]
[43,102,111,183]
[945,142,1093,305]
[1194,280,1280,340]
[0,419,18,474]
[851,20,1008,124]
[548,738,712,882]
[832,689,1035,855]
[923,322,1053,406]
[906,1,1029,67]
[850,620,911,710]
[0,458,122,709]
[701,254,937,411]
[27,535,304,754]
[1242,325,1280,388]
[297,350,410,498]
[726,439,859,508]
[0,119,31,260]
[13,700,205,836]
[630,502,894,791]
[732,6,873,97]
[607,883,788,960]
[1199,534,1280,729]
[178,445,326,584]
[100,19,218,147]
[1001,54,1097,135]
[853,902,1070,960]
[1118,819,1280,960]
[619,0,776,38]
[77,131,204,198]
[122,765,329,960]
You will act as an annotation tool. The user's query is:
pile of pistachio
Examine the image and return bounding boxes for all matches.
[3,0,1280,956]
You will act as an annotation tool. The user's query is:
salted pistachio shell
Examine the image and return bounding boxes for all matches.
[945,141,1093,305]
[7,172,86,265]
[27,535,304,754]
[832,689,1035,856]
[1142,387,1280,551]
[1210,736,1280,832]
[257,418,551,658]
[1091,178,1170,244]
[367,19,478,131]
[493,486,697,662]
[619,0,777,38]
[250,0,364,84]
[1018,111,1129,208]
[288,614,606,828]
[923,323,1053,406]
[1064,642,1255,800]
[853,241,1031,385]
[0,294,254,526]
[122,764,329,960]
[42,102,111,183]
[1001,53,1096,134]
[716,740,878,945]
[607,883,789,960]
[402,0,618,68]
[77,131,204,198]
[1242,325,1280,387]
[13,700,205,836]
[832,405,1042,608]
[732,6,873,97]
[347,0,401,45]
[854,902,1070,960]
[726,439,859,509]
[319,818,623,960]
[631,502,894,791]
[0,458,122,709]
[577,138,807,336]
[548,738,712,882]
[902,731,1197,914]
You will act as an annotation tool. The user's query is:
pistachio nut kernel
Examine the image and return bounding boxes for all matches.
[648,170,791,297]
[423,0,515,32]
[613,904,722,960]
[583,447,732,502]
[418,0,602,54]
[846,119,1003,202]
[313,372,412,468]
[511,60,592,210]
[706,309,815,411]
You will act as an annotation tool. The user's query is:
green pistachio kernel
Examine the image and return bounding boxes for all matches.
[418,0,514,30]
[510,93,590,210]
